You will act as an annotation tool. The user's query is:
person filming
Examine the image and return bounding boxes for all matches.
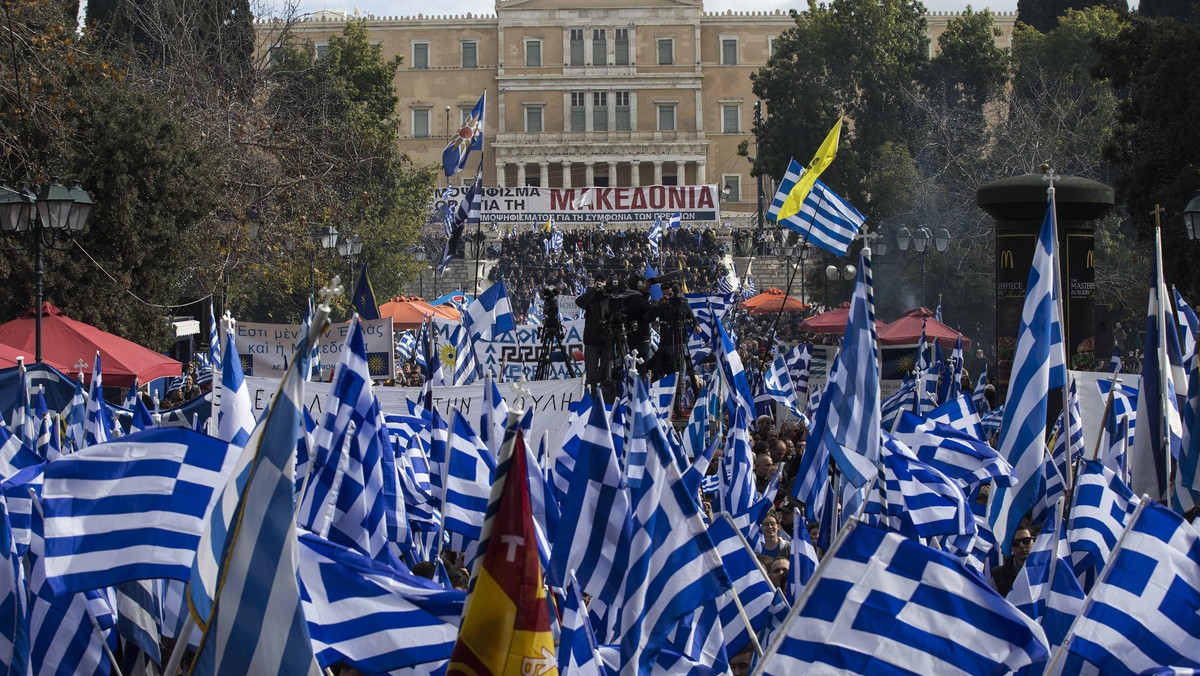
[576,273,609,386]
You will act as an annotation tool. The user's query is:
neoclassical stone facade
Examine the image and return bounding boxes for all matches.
[257,0,1015,226]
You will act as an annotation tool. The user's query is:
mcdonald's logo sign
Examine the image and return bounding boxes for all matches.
[1086,250,1095,268]
[1000,250,1015,268]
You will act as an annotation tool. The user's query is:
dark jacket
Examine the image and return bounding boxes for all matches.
[623,291,654,341]
[576,286,608,345]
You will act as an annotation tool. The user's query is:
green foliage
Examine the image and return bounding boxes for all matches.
[1095,14,1200,297]
[1016,0,1128,33]
[750,0,930,215]
[926,7,1010,115]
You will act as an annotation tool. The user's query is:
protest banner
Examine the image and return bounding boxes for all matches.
[432,317,585,382]
[229,318,395,380]
[433,184,721,225]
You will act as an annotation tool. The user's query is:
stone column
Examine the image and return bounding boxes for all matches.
[631,162,641,186]
[697,160,706,185]
[561,161,572,188]
[607,161,618,186]
[494,161,506,188]
[675,161,686,185]
[585,162,595,187]
[653,160,663,185]
[539,161,549,188]
[516,163,526,187]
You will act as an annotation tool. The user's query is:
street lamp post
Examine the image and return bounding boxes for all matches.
[895,226,950,308]
[311,225,339,293]
[0,178,94,363]
[1184,191,1200,242]
[824,262,856,307]
[414,245,427,297]
[338,232,364,286]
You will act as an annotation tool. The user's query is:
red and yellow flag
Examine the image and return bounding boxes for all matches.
[447,428,557,676]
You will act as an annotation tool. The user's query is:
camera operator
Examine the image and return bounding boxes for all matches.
[645,282,698,382]
[622,276,654,369]
[576,273,609,386]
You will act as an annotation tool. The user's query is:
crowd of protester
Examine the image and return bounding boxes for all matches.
[488,226,726,320]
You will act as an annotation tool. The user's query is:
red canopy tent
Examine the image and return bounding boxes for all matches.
[877,307,971,349]
[740,288,810,315]
[797,302,886,334]
[0,303,181,387]
[0,343,69,372]
[378,296,461,330]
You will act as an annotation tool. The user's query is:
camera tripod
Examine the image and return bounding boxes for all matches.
[534,320,577,380]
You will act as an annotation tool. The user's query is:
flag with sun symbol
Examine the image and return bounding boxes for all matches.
[442,91,486,178]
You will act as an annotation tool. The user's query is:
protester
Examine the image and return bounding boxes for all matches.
[991,525,1034,597]
[759,509,791,559]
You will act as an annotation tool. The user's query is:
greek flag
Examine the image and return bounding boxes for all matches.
[449,324,478,386]
[648,215,663,256]
[808,251,880,488]
[891,411,1013,490]
[0,421,42,481]
[9,365,32,453]
[1050,376,1086,484]
[754,520,1049,675]
[714,319,755,423]
[783,343,812,397]
[619,378,731,675]
[1054,501,1200,674]
[208,297,220,368]
[188,326,322,676]
[1109,344,1122,373]
[1175,287,1200,511]
[669,212,681,229]
[558,572,605,676]
[216,327,254,447]
[934,297,943,323]
[298,319,401,563]
[741,276,756,301]
[972,363,991,415]
[877,432,976,542]
[926,394,987,441]
[790,508,818,596]
[396,331,417,361]
[1005,499,1085,649]
[0,493,28,675]
[1067,459,1140,591]
[762,355,803,420]
[442,411,495,547]
[717,274,735,295]
[65,383,85,453]
[83,352,111,448]
[113,578,163,666]
[441,91,485,177]
[791,359,839,520]
[715,410,763,542]
[880,377,916,432]
[27,497,117,676]
[38,428,240,594]
[479,375,508,460]
[298,532,463,674]
[438,165,484,275]
[989,199,1066,554]
[462,280,516,344]
[980,406,1004,432]
[767,159,866,256]
[708,514,784,657]
[548,392,632,605]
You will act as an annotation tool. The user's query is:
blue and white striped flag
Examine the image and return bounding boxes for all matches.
[188,324,323,676]
[0,493,28,675]
[548,392,632,606]
[714,319,755,423]
[450,323,478,386]
[558,572,606,676]
[619,378,731,675]
[790,508,818,598]
[762,355,804,420]
[297,318,402,564]
[717,274,735,296]
[114,578,163,666]
[649,373,677,421]
[1176,287,1200,512]
[891,410,1012,490]
[396,331,417,362]
[791,359,839,520]
[669,212,681,229]
[462,280,516,344]
[767,159,866,256]
[65,380,86,454]
[972,363,991,415]
[442,411,496,549]
[1005,499,1084,649]
[217,326,254,447]
[11,364,33,453]
[26,496,117,676]
[989,199,1066,554]
[298,532,462,674]
[550,228,564,252]
[1051,376,1086,484]
[741,276,756,301]
[83,352,111,448]
[807,250,880,488]
[1067,459,1140,592]
[934,297,943,323]
[1109,343,1122,374]
[479,375,508,460]
[39,428,241,594]
[708,513,784,657]
[783,343,812,398]
[1130,228,1184,503]
[648,215,663,256]
[208,297,220,369]
[926,393,987,442]
[877,432,976,542]
[753,520,1049,675]
[1054,500,1200,674]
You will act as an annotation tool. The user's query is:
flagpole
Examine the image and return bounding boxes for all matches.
[1091,371,1122,460]
[1043,165,1075,494]
[1043,496,1149,673]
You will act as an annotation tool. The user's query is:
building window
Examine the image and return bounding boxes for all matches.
[723,175,741,201]
[525,105,543,132]
[462,41,477,68]
[657,104,676,131]
[593,91,608,131]
[663,173,678,186]
[768,35,778,59]
[412,42,429,69]
[315,43,330,60]
[525,39,542,67]
[657,38,674,65]
[412,109,430,138]
[615,28,630,65]
[592,28,606,65]
[722,104,740,133]
[615,91,631,130]
[721,38,738,65]
[570,29,584,66]
[570,92,586,132]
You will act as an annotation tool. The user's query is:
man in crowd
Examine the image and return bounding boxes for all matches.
[991,525,1034,597]
[576,273,609,387]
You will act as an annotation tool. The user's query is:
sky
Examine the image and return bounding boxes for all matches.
[287,0,1020,20]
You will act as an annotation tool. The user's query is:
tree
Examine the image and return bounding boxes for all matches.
[749,0,930,217]
[926,7,1010,116]
[1095,14,1200,298]
[1016,0,1128,33]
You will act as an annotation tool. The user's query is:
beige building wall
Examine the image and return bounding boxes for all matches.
[257,3,1016,225]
